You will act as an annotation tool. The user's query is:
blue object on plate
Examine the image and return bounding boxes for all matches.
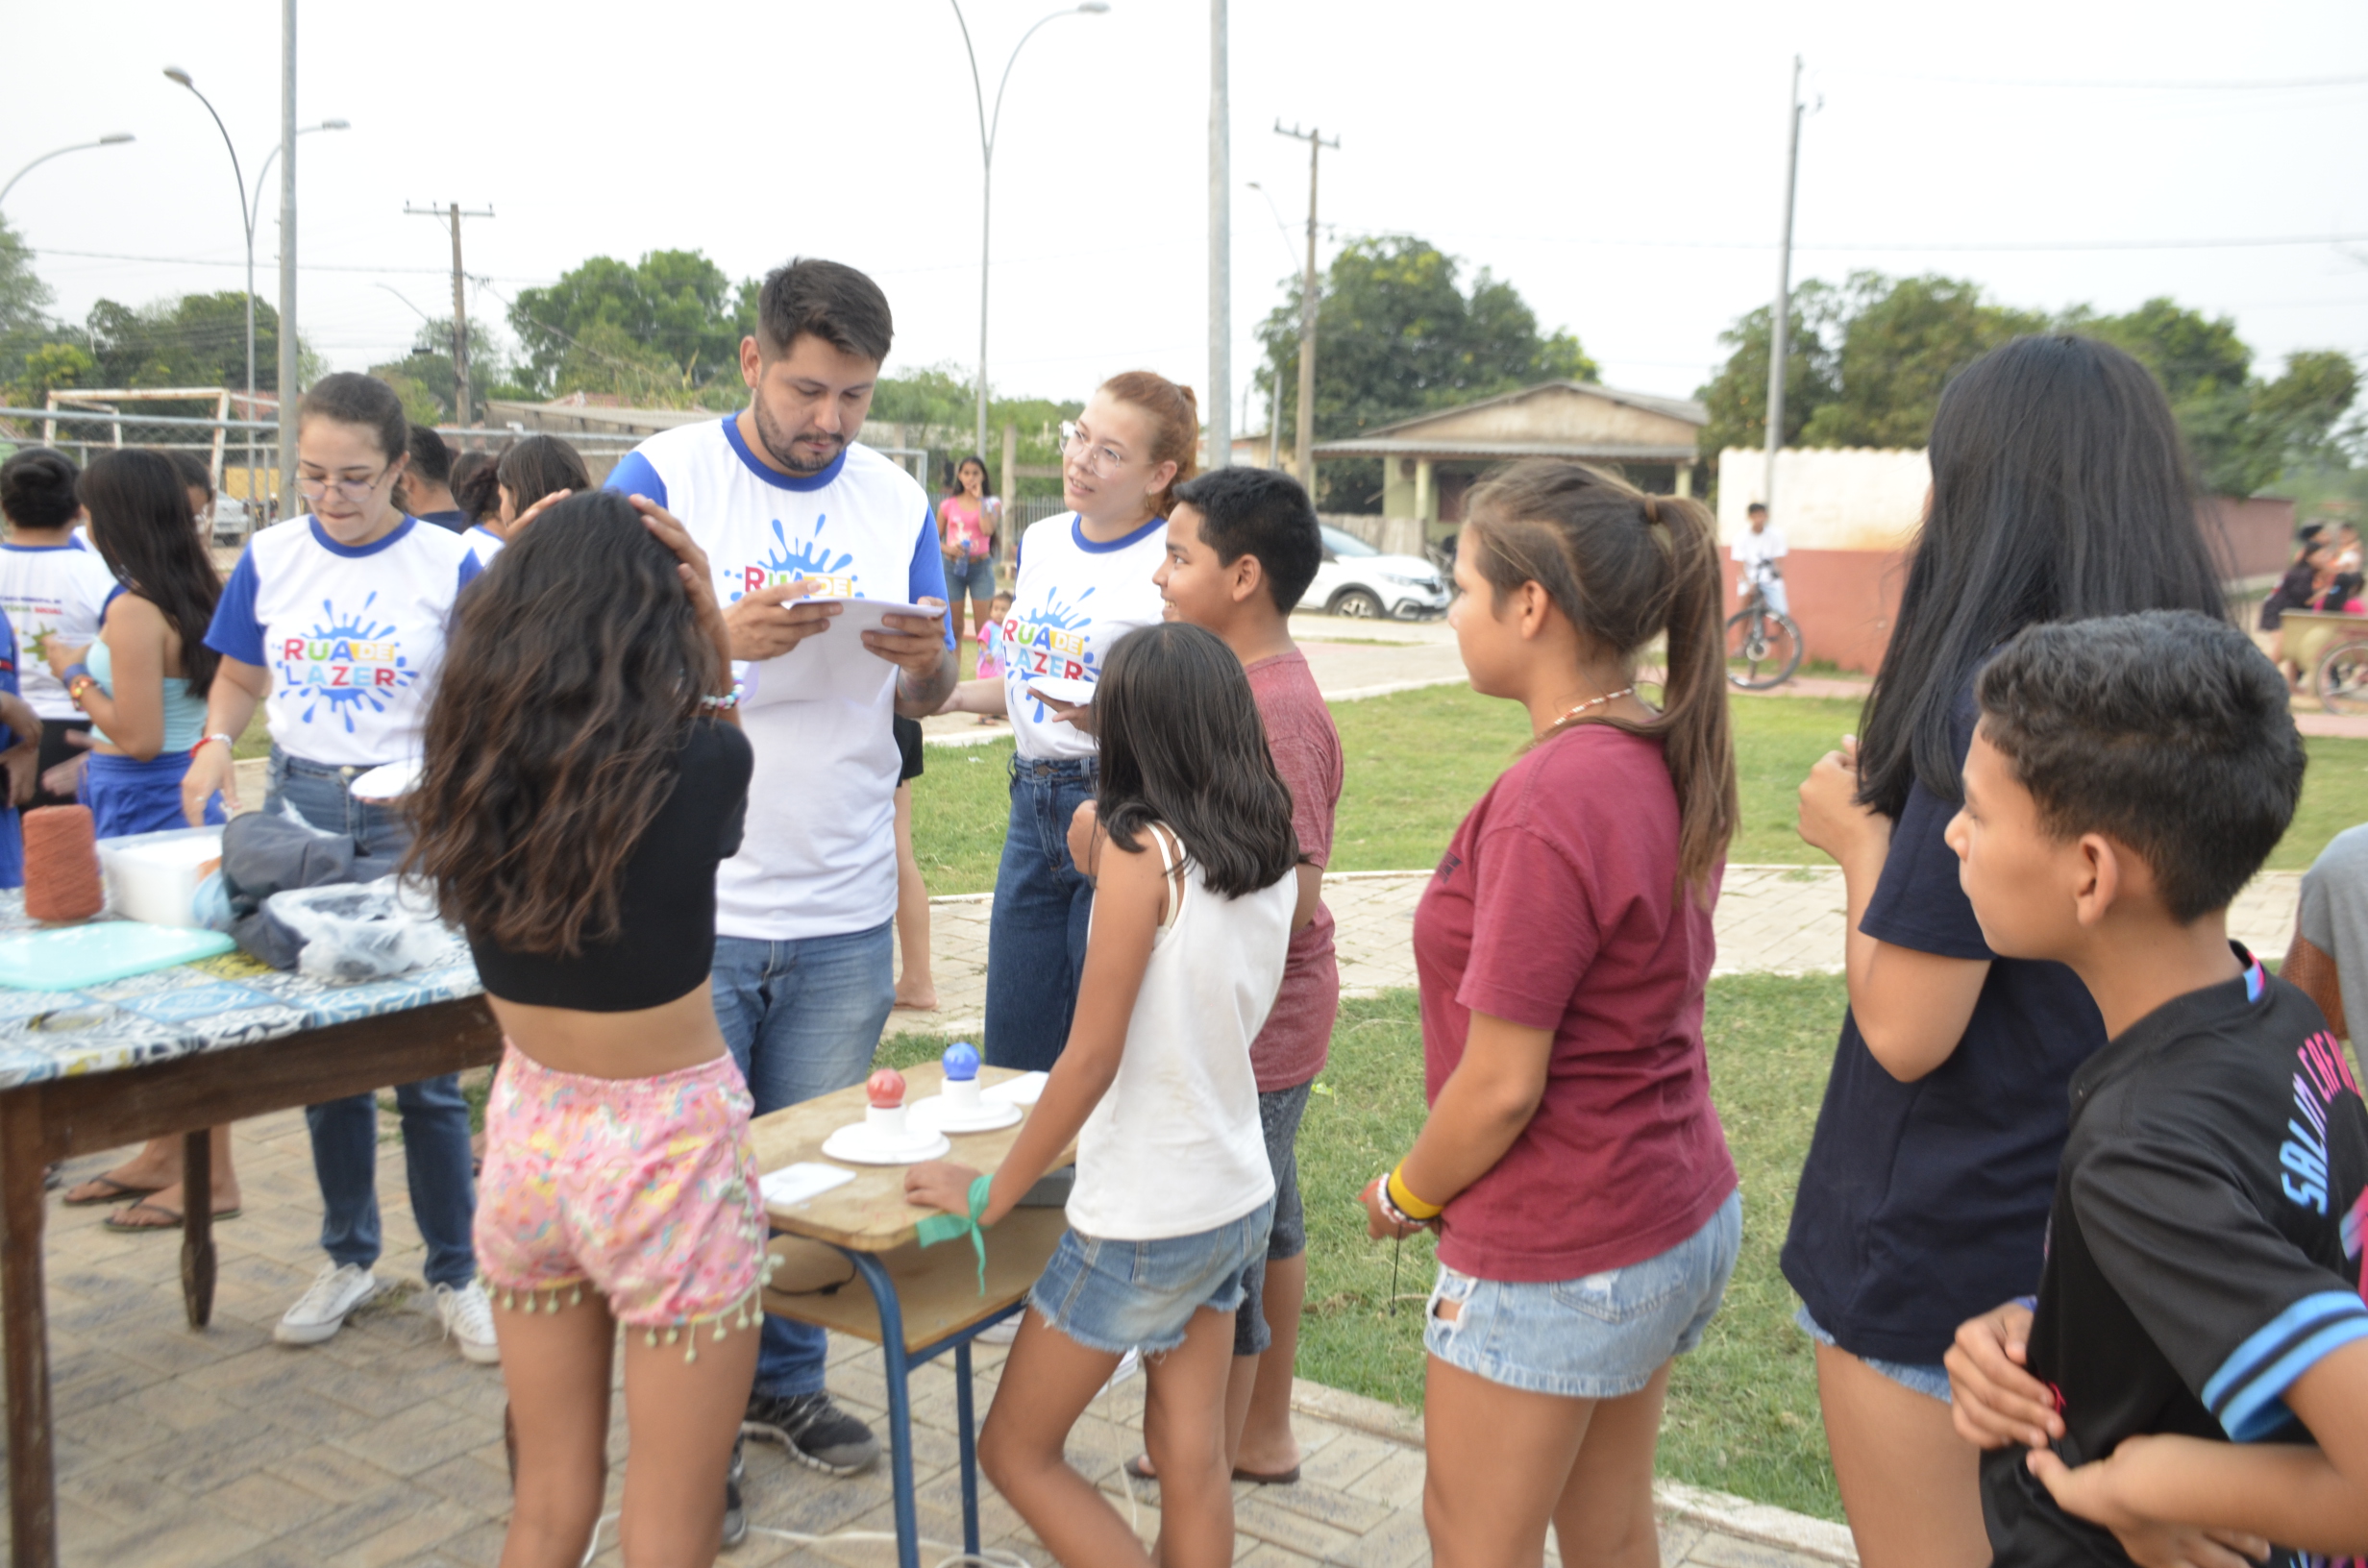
[943,1041,980,1082]
[0,921,236,991]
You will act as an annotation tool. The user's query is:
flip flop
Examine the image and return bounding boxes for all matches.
[62,1175,164,1208]
[1122,1455,1300,1486]
[103,1199,240,1234]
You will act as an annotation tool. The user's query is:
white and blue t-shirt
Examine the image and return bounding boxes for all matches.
[607,421,950,943]
[205,516,481,767]
[0,541,122,721]
[1001,511,1170,763]
[462,525,505,570]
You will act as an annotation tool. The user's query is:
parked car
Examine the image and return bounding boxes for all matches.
[1306,525,1449,620]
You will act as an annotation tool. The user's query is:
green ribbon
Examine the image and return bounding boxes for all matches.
[916,1173,994,1294]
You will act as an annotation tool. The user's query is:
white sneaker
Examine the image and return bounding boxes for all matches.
[275,1262,380,1346]
[432,1281,502,1364]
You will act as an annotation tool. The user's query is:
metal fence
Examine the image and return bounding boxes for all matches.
[0,406,933,541]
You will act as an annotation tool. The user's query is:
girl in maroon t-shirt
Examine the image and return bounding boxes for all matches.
[1358,460,1740,1566]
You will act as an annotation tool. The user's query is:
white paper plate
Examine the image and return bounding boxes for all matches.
[819,1121,951,1166]
[907,1093,1023,1135]
[349,758,423,801]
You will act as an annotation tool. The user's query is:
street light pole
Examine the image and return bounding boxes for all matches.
[949,0,1110,464]
[1207,0,1229,470]
[164,66,261,515]
[278,0,299,515]
[1274,121,1338,497]
[240,121,346,509]
[0,135,135,210]
[1763,55,1804,519]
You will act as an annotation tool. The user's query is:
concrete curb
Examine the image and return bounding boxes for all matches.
[1290,1378,1860,1567]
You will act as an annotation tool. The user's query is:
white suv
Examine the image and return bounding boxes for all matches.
[1306,526,1449,620]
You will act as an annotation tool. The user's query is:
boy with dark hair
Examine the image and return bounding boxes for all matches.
[1943,609,2368,1567]
[1148,463,1339,1482]
[0,447,119,808]
[404,424,465,530]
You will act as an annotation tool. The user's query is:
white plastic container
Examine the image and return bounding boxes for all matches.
[96,826,225,929]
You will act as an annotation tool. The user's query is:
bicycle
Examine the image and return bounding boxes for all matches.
[1725,563,1803,690]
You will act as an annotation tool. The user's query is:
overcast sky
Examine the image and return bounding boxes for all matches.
[4,0,2363,423]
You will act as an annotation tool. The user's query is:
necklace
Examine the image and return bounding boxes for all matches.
[1547,687,1634,731]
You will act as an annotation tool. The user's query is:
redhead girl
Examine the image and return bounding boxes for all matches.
[940,371,1199,1072]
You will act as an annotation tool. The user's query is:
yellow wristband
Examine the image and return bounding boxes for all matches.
[1387,1164,1443,1222]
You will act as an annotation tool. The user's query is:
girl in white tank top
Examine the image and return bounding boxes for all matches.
[906,622,1303,1568]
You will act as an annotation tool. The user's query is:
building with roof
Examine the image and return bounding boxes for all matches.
[1310,380,1709,538]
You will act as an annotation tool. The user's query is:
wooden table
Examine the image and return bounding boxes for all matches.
[0,895,499,1568]
[750,1063,1072,1568]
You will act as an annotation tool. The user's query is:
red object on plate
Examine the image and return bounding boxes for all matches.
[866,1068,906,1109]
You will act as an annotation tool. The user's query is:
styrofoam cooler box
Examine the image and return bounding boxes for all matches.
[96,826,225,928]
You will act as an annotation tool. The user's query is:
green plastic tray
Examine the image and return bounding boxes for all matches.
[0,921,235,991]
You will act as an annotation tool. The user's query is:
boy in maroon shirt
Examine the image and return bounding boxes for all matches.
[1146,465,1342,1483]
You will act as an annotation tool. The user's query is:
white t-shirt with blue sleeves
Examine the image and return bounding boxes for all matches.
[207,516,481,767]
[607,419,950,943]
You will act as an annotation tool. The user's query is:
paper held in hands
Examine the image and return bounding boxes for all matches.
[1025,676,1096,709]
[739,597,943,710]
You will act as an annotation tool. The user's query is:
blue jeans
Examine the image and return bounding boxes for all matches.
[267,748,478,1289]
[983,756,1098,1072]
[945,553,997,619]
[710,921,896,1399]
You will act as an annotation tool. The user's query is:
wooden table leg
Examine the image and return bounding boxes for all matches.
[0,1094,57,1568]
[180,1129,213,1330]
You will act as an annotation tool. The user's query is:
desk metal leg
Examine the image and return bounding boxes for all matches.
[0,1095,56,1568]
[844,1251,923,1568]
[180,1129,213,1329]
[955,1339,980,1556]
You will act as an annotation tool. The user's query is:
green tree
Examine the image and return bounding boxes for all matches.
[1695,281,1845,456]
[1255,234,1599,508]
[7,342,93,408]
[1798,275,2046,448]
[76,292,305,411]
[369,316,510,422]
[507,251,756,403]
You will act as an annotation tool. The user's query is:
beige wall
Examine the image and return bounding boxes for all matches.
[1406,387,1699,449]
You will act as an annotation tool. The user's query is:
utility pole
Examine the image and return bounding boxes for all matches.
[276,0,297,513]
[1763,56,1804,519]
[1207,0,1229,470]
[405,201,493,426]
[1274,121,1337,498]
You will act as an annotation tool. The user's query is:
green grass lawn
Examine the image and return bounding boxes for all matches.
[878,968,1852,1521]
[913,683,2368,893]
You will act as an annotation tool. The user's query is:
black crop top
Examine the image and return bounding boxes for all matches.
[467,720,752,1013]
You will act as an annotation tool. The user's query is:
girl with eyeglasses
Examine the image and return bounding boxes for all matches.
[179,372,499,1365]
[939,371,1198,1073]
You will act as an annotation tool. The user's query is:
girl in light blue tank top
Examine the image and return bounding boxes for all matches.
[51,453,226,840]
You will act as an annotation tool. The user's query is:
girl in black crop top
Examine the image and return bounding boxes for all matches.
[405,489,759,1562]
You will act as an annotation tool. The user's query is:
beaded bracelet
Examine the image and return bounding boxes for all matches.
[1376,1181,1420,1230]
[699,684,744,712]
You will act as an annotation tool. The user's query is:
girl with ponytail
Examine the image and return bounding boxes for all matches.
[940,369,1200,1072]
[1357,459,1740,1567]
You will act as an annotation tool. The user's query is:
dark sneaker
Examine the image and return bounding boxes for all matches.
[742,1390,881,1476]
[722,1435,748,1549]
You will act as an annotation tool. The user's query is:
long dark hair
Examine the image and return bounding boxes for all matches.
[1461,460,1737,895]
[405,490,724,956]
[1094,622,1297,898]
[948,453,995,500]
[1856,333,2229,818]
[495,434,590,519]
[78,450,221,696]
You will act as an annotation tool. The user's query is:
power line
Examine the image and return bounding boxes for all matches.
[1825,66,2368,90]
[1411,229,2368,255]
[27,245,544,281]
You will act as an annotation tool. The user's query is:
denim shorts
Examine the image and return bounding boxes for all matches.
[1792,1305,1954,1404]
[1425,1189,1741,1400]
[1029,1200,1275,1357]
[1234,1082,1313,1358]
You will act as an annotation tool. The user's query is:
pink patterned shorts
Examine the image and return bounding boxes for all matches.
[474,1043,767,1340]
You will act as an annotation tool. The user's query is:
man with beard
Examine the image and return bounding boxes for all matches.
[607,257,954,1500]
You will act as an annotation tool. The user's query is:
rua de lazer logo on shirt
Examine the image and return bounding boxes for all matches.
[275,595,414,732]
[729,515,862,602]
[1000,587,1098,719]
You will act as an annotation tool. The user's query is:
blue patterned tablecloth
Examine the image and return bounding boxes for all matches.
[0,892,483,1092]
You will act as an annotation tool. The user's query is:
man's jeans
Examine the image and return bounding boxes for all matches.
[983,756,1098,1072]
[711,920,896,1398]
[269,751,478,1289]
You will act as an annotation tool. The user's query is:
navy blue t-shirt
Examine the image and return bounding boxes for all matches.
[1781,676,2108,1365]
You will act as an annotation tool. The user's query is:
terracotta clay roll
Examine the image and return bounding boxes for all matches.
[23,805,104,921]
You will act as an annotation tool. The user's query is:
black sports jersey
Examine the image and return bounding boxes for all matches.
[1984,950,2368,1567]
